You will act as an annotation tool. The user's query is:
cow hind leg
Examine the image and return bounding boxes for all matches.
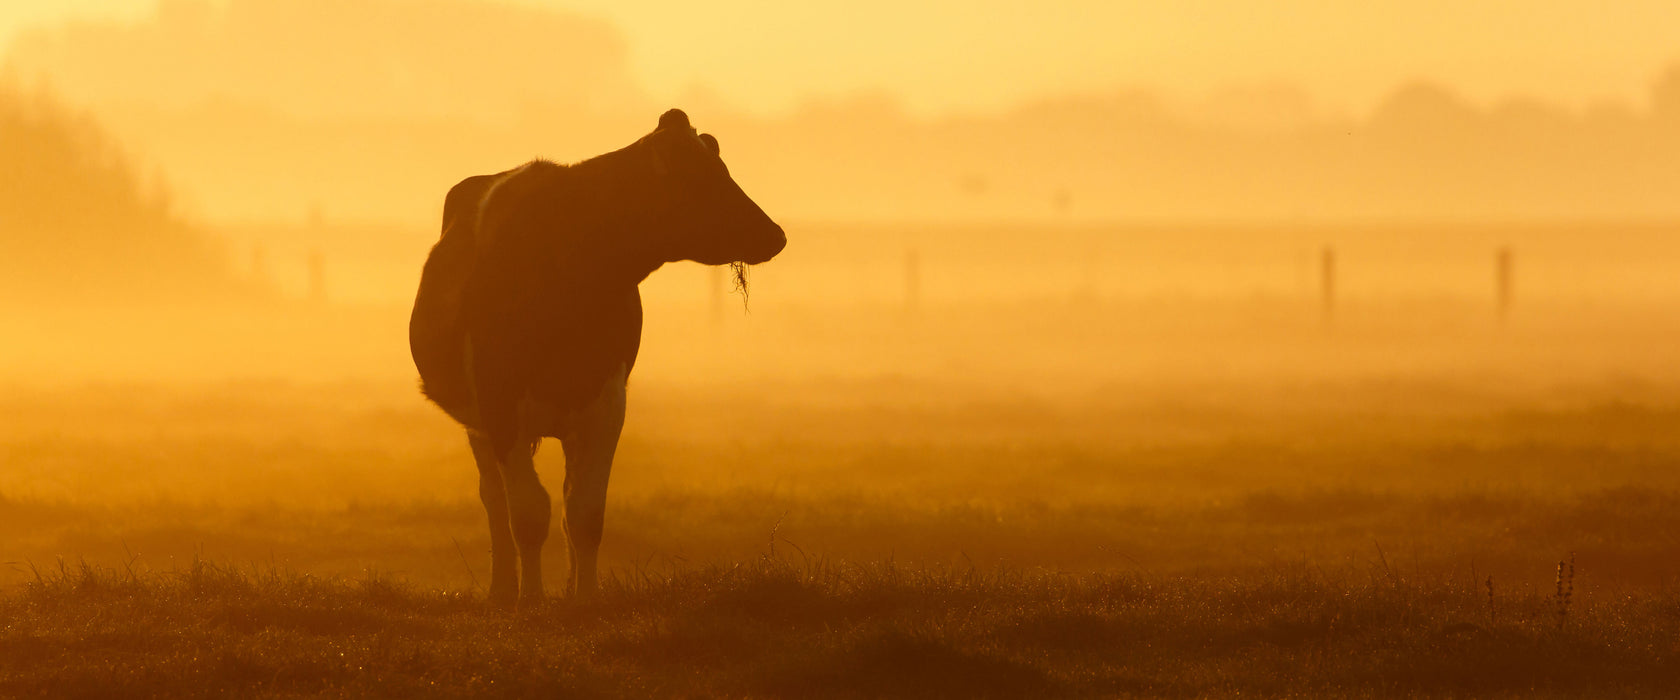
[499,436,551,604]
[467,431,518,606]
[561,364,627,598]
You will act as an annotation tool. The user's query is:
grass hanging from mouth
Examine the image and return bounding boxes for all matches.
[730,261,750,311]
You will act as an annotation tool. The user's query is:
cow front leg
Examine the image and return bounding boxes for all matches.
[561,450,613,598]
[561,365,627,598]
[467,432,518,606]
[500,437,550,605]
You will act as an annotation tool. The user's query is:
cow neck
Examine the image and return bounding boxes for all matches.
[557,144,665,287]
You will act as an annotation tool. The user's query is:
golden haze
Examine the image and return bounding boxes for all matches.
[4,2,1680,696]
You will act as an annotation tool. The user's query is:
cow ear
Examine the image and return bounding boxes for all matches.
[699,133,719,155]
[658,108,689,131]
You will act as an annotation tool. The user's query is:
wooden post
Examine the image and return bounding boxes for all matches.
[1496,246,1513,322]
[1320,246,1336,323]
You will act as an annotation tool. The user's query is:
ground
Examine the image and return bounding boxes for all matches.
[4,374,1680,697]
[5,557,1675,698]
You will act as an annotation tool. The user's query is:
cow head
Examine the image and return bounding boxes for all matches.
[638,109,786,266]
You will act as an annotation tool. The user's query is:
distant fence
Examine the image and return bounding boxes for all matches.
[229,221,1680,311]
[665,223,1680,314]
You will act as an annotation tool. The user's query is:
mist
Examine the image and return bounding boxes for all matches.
[3,2,1680,696]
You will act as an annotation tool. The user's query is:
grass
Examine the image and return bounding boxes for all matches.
[5,555,1678,698]
[8,486,1680,592]
[6,377,1680,696]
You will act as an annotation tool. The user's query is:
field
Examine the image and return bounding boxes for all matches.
[7,367,1680,696]
[9,554,1678,698]
[7,223,1680,696]
[8,1,1680,693]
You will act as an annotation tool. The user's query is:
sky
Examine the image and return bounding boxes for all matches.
[3,0,1679,118]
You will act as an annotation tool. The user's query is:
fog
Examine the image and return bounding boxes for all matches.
[5,0,1680,633]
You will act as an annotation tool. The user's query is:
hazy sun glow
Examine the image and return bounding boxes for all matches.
[7,0,1680,117]
[4,3,1680,695]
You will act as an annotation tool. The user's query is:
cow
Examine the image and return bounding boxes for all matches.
[409,109,786,605]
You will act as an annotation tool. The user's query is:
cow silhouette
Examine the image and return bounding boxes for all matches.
[410,109,786,604]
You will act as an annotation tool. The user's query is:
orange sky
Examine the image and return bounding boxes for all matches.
[4,0,1679,118]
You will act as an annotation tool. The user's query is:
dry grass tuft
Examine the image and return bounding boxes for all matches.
[1555,551,1576,629]
[729,260,750,309]
[4,557,1679,698]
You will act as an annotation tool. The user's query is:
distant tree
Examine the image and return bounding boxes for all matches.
[0,86,231,301]
[1368,82,1480,136]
